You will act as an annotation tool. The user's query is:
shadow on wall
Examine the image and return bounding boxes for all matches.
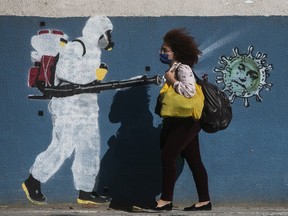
[96,86,162,211]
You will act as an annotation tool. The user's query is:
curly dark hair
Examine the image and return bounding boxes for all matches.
[163,28,201,67]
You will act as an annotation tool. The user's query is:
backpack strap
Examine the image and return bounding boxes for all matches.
[193,71,209,82]
[72,39,86,56]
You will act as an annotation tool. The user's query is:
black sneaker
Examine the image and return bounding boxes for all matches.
[77,190,111,205]
[22,174,46,205]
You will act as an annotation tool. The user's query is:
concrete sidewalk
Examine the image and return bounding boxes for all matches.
[0,204,287,216]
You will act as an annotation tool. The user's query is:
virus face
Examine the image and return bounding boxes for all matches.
[214,46,273,107]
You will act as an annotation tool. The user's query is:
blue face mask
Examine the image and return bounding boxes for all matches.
[159,53,172,64]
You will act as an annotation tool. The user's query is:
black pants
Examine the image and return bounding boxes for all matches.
[160,117,210,202]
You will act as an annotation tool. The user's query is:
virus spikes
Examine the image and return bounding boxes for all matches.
[213,45,273,107]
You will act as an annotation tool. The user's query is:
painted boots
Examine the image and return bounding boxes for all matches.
[22,174,111,205]
[77,190,111,205]
[22,174,46,204]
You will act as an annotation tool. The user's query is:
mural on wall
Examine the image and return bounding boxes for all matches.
[214,46,273,107]
[22,16,115,205]
[0,15,286,207]
[22,15,161,207]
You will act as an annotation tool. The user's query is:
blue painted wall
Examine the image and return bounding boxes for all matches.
[0,16,287,206]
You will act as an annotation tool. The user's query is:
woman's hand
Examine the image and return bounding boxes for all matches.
[164,70,177,85]
[164,62,180,85]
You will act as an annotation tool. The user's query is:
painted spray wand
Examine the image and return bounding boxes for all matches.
[28,75,163,99]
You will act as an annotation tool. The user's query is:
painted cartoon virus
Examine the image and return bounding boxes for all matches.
[214,45,273,107]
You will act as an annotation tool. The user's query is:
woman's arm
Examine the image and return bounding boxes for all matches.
[173,64,196,98]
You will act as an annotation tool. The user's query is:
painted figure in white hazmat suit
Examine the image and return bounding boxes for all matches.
[22,16,114,205]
